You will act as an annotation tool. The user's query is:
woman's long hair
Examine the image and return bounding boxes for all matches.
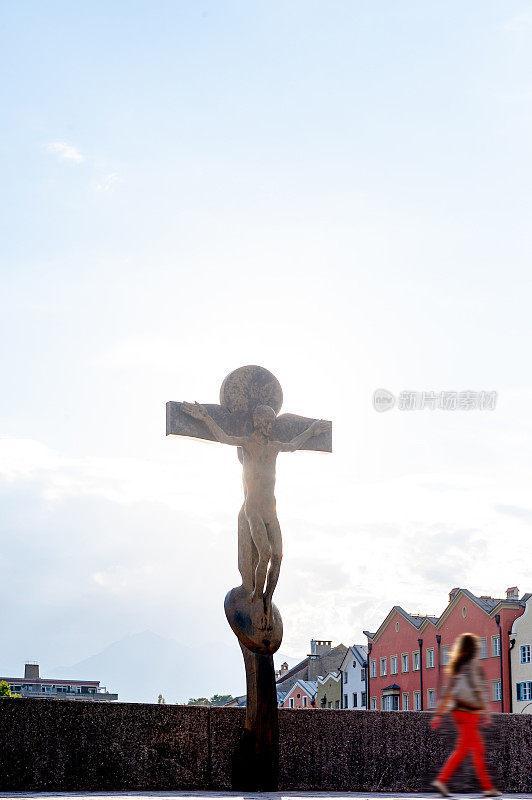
[447,632,479,675]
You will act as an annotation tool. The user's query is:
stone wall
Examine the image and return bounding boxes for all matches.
[1,698,531,792]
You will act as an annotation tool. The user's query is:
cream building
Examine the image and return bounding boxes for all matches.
[316,672,341,709]
[510,591,532,713]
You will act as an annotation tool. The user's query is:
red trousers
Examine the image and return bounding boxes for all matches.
[438,710,493,790]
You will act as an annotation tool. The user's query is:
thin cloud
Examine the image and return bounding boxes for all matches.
[504,11,532,32]
[94,172,123,192]
[494,503,532,522]
[46,141,84,163]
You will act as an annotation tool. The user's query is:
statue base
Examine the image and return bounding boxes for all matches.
[232,644,279,791]
[224,585,283,791]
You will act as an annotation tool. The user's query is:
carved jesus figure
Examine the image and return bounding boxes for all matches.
[182,401,328,626]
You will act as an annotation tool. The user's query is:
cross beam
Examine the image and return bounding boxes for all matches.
[166,402,331,452]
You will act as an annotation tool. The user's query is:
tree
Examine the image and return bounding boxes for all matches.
[0,681,19,698]
[209,694,233,706]
[186,694,234,706]
[157,694,166,704]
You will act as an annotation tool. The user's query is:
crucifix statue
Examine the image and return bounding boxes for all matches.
[167,365,331,790]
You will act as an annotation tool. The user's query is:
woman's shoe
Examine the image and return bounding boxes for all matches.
[482,791,502,798]
[431,779,452,797]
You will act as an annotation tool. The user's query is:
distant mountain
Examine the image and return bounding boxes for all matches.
[53,630,246,704]
[274,651,303,670]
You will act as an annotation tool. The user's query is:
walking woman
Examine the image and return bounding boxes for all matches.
[431,633,501,797]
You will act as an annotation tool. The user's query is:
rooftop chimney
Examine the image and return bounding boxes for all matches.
[449,588,460,603]
[24,663,39,680]
[275,661,290,680]
[310,639,332,657]
[506,586,519,601]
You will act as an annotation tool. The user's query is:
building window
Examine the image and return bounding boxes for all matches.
[521,645,531,664]
[402,653,409,673]
[353,692,358,708]
[427,689,435,709]
[402,692,410,710]
[492,636,500,657]
[414,691,421,711]
[462,606,467,618]
[344,669,348,684]
[517,682,532,701]
[303,696,307,707]
[380,657,387,676]
[413,651,420,671]
[441,645,450,665]
[370,659,377,678]
[344,693,348,707]
[371,697,377,710]
[361,692,366,707]
[427,648,434,668]
[382,695,399,711]
[335,700,339,709]
[493,681,501,702]
[289,698,294,708]
[479,638,487,659]
[391,655,398,674]
[361,669,365,682]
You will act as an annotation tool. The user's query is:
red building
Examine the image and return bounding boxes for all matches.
[364,587,526,714]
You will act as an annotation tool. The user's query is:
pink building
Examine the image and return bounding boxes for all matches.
[365,587,526,713]
[280,679,317,709]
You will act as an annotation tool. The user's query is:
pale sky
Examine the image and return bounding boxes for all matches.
[2,1,532,690]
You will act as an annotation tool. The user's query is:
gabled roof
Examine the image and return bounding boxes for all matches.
[224,694,246,707]
[437,588,525,628]
[366,587,527,644]
[226,690,288,708]
[340,644,369,670]
[397,608,439,628]
[365,605,438,644]
[285,679,317,698]
[317,671,340,686]
[463,589,503,614]
[276,642,347,687]
[275,656,308,684]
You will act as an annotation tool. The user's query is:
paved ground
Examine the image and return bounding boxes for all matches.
[3,793,530,797]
